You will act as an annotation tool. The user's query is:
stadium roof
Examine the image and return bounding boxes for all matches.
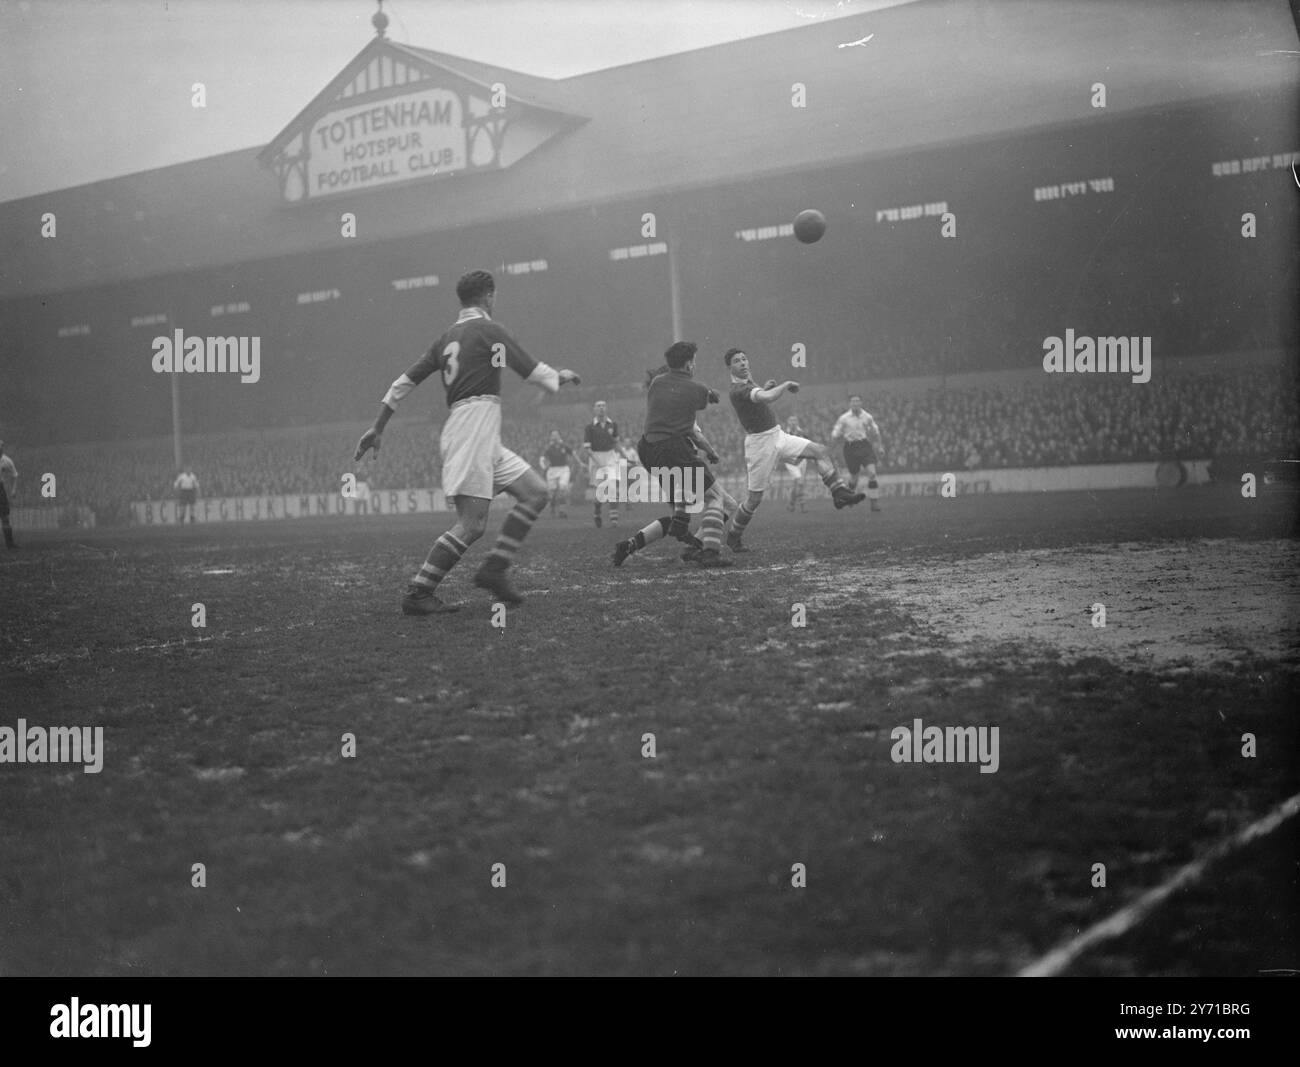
[2,0,1296,299]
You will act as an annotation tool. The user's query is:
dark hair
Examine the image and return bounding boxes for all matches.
[456,270,495,306]
[850,394,862,403]
[723,347,745,368]
[664,341,698,369]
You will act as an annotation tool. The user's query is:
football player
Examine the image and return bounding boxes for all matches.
[541,431,579,518]
[831,395,884,512]
[722,348,864,552]
[782,415,809,512]
[582,401,620,528]
[355,269,581,614]
[612,342,733,568]
[0,441,17,549]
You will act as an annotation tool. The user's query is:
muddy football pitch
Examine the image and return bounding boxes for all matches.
[2,486,1296,976]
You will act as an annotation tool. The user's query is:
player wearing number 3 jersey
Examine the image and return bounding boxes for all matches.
[355,269,581,614]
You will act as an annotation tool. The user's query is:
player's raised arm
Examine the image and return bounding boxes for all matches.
[752,380,798,404]
[690,421,720,464]
[356,345,443,460]
[487,324,579,393]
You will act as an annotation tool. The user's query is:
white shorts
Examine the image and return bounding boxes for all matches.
[745,427,813,493]
[546,466,571,492]
[440,397,531,499]
[588,450,618,485]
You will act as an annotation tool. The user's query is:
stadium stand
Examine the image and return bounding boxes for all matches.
[13,364,1296,524]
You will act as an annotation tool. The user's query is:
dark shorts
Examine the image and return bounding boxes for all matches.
[179,488,197,505]
[637,435,716,499]
[844,440,877,474]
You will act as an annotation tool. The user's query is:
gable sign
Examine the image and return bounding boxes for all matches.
[310,88,467,196]
[260,40,584,205]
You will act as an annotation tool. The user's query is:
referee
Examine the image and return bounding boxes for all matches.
[831,395,884,512]
[174,467,200,524]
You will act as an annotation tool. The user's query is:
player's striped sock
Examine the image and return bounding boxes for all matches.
[730,501,757,536]
[698,503,725,551]
[867,478,880,500]
[631,517,671,552]
[484,500,542,570]
[413,532,469,589]
[819,467,846,492]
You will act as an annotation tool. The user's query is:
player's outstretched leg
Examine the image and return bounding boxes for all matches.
[404,498,488,615]
[614,515,671,566]
[474,469,549,605]
[695,484,733,567]
[805,443,864,509]
[726,490,761,553]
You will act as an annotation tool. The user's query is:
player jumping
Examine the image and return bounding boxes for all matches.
[831,394,884,512]
[722,348,864,552]
[354,269,581,614]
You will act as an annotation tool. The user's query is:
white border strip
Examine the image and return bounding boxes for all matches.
[1019,792,1300,976]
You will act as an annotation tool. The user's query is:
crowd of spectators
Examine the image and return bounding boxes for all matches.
[13,365,1296,524]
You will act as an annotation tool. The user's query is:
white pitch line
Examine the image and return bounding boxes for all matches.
[1018,792,1300,977]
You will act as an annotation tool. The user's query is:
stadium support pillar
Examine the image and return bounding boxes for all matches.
[667,217,683,341]
[170,309,182,468]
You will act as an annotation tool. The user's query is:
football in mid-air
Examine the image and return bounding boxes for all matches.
[793,209,826,244]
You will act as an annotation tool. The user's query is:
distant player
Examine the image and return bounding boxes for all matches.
[174,467,199,523]
[0,440,17,549]
[612,342,732,568]
[722,348,864,552]
[615,434,642,516]
[832,395,884,512]
[582,401,620,528]
[541,430,580,518]
[354,269,581,614]
[782,415,808,512]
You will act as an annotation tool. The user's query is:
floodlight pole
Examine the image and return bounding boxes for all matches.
[170,307,182,469]
[667,217,683,341]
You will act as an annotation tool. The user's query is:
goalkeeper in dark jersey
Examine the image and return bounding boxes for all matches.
[355,270,581,614]
[611,341,736,569]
